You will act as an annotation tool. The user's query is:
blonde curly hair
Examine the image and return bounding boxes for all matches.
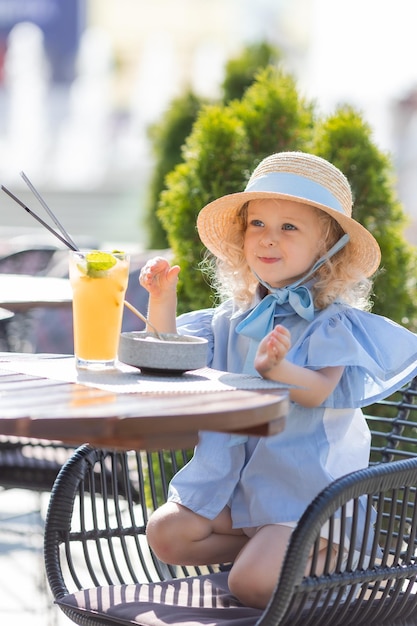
[200,200,373,312]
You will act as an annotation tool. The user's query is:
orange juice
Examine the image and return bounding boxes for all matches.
[69,250,129,369]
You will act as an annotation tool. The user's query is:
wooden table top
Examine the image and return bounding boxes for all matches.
[0,355,288,450]
[0,274,72,312]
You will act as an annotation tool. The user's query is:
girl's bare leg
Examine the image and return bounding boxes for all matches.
[228,525,335,609]
[146,502,248,565]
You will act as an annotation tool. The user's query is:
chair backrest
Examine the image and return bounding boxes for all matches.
[0,307,14,351]
[366,375,417,464]
[0,436,77,492]
[0,247,59,275]
[259,455,417,626]
[44,376,417,625]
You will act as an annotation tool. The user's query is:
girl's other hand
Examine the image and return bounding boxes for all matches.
[139,257,180,299]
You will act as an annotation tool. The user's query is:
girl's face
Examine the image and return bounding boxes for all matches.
[243,199,323,288]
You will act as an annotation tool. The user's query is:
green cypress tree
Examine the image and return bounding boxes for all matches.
[221,41,281,103]
[313,107,417,327]
[159,105,250,310]
[145,91,206,249]
[144,43,282,249]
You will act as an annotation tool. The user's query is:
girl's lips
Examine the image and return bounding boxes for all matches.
[258,256,280,264]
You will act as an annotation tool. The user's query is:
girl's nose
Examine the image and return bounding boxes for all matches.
[260,232,277,247]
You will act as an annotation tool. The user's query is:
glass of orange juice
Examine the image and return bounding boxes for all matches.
[69,250,130,370]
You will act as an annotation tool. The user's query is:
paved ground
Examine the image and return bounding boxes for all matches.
[0,488,73,625]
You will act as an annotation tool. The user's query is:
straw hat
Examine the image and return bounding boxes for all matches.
[196,151,381,277]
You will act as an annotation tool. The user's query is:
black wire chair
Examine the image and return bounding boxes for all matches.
[0,436,76,493]
[0,248,75,532]
[0,246,62,352]
[43,376,417,626]
[0,436,78,537]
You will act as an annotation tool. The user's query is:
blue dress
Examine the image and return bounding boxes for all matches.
[168,295,417,529]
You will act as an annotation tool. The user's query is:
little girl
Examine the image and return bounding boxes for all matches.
[139,151,417,609]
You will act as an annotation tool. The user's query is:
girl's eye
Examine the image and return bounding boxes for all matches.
[249,219,264,227]
[282,223,296,231]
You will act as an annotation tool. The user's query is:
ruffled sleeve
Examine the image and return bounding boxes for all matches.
[176,308,215,366]
[289,305,417,407]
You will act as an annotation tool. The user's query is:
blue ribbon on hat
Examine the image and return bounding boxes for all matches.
[236,233,350,373]
[245,172,345,215]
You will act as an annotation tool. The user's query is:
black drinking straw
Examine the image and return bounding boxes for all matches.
[20,171,79,250]
[1,184,78,251]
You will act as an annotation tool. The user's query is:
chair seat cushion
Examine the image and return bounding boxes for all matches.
[57,572,263,626]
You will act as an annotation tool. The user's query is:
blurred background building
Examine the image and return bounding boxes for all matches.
[0,0,415,248]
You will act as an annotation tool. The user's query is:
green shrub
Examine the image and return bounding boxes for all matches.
[144,42,282,249]
[145,91,207,249]
[312,107,417,327]
[221,41,281,103]
[159,105,250,310]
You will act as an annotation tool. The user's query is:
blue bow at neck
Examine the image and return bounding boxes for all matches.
[236,234,349,373]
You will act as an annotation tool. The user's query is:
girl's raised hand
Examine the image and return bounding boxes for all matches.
[139,257,180,299]
[254,325,291,376]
